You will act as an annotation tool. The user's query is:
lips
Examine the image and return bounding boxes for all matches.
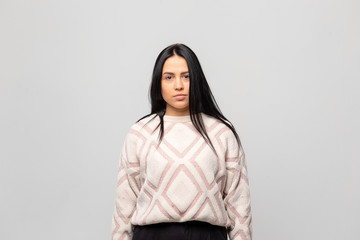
[174,94,186,100]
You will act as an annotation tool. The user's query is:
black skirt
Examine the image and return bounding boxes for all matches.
[132,220,228,240]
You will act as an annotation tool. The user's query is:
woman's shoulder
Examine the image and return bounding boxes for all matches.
[129,113,160,131]
[201,113,233,133]
[201,113,240,147]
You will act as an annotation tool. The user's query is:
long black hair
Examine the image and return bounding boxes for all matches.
[136,43,242,152]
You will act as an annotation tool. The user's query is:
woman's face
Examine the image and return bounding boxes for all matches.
[161,55,190,116]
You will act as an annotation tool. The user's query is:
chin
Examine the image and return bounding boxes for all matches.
[174,104,189,109]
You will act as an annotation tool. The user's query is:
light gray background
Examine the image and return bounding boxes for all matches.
[1,0,359,239]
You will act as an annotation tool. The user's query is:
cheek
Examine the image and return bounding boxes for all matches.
[161,83,169,98]
[160,82,165,93]
[185,81,190,92]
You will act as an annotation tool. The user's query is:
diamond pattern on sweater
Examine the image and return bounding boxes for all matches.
[145,144,174,191]
[163,164,202,215]
[111,113,252,240]
[163,122,202,158]
[193,197,219,223]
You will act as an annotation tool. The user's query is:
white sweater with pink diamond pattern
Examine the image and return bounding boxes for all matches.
[111,113,252,240]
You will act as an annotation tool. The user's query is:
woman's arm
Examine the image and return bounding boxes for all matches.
[223,130,252,240]
[111,127,140,240]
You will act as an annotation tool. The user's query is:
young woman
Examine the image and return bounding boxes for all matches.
[111,43,252,240]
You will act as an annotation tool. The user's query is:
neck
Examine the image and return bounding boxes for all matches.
[164,107,190,116]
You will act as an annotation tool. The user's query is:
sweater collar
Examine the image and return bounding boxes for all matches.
[163,114,192,123]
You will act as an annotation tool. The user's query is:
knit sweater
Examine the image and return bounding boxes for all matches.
[111,113,252,240]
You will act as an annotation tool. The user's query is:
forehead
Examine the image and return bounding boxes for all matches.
[162,55,188,73]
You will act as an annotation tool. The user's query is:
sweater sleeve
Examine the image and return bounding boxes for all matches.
[223,130,252,240]
[111,127,140,240]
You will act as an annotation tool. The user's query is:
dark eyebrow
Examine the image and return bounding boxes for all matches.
[163,71,189,75]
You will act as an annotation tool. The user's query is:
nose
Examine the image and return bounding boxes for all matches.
[174,76,184,90]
